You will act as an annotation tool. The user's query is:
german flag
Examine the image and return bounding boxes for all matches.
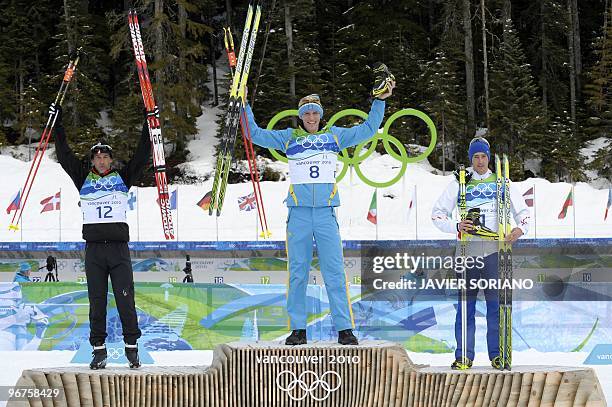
[197,191,212,211]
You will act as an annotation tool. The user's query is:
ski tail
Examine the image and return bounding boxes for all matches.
[9,51,81,231]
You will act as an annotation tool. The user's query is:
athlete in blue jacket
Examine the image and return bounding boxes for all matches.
[245,84,394,345]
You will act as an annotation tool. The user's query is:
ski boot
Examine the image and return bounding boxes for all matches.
[89,344,107,370]
[125,343,141,369]
[338,329,359,345]
[491,355,504,370]
[371,62,395,97]
[285,329,307,346]
[451,356,473,370]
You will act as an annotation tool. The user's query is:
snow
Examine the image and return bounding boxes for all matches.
[581,137,611,189]
[0,128,611,241]
[0,349,610,404]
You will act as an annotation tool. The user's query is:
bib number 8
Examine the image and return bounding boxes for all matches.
[309,165,319,179]
[96,205,113,219]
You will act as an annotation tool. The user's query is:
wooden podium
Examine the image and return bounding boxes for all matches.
[10,341,607,406]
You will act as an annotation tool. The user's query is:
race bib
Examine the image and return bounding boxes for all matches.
[81,192,128,224]
[79,172,129,224]
[289,152,337,184]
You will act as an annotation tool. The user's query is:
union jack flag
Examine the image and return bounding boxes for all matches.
[238,192,257,211]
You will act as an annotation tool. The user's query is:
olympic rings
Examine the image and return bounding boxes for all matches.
[266,108,437,187]
[91,176,118,191]
[296,133,330,149]
[107,347,125,360]
[276,369,341,402]
[466,182,496,198]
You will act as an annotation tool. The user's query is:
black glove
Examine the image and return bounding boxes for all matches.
[49,102,62,125]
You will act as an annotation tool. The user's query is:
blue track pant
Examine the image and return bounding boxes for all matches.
[286,206,354,331]
[455,253,499,360]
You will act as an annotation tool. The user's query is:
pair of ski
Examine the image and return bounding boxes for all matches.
[128,10,174,240]
[209,2,271,237]
[496,154,512,370]
[457,154,512,371]
[9,51,81,231]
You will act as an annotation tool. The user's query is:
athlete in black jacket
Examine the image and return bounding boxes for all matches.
[52,103,152,369]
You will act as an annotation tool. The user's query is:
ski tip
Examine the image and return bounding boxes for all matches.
[259,230,272,239]
[8,224,19,231]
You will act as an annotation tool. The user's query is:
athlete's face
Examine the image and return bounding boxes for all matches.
[471,152,489,175]
[92,153,113,174]
[302,110,321,134]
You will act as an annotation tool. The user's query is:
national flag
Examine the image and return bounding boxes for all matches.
[605,188,612,221]
[127,191,137,211]
[367,190,377,224]
[40,191,61,213]
[557,188,573,219]
[6,189,20,214]
[157,189,177,210]
[522,186,534,207]
[197,191,212,211]
[238,192,257,211]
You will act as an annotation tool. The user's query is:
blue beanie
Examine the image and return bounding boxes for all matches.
[468,137,491,162]
[298,94,324,119]
[18,262,31,273]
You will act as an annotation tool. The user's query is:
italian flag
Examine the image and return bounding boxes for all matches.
[367,190,377,224]
[557,188,573,219]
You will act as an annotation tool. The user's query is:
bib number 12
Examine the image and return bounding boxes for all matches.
[96,205,112,219]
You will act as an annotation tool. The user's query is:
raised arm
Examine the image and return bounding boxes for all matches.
[331,99,386,150]
[243,104,293,152]
[121,121,151,188]
[52,104,88,189]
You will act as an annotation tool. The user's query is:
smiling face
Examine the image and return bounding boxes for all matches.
[302,110,321,134]
[471,152,490,175]
[91,152,113,174]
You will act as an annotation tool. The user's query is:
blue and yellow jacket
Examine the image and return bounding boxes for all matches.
[244,99,386,207]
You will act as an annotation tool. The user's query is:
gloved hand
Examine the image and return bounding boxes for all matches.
[372,62,396,99]
[49,102,62,125]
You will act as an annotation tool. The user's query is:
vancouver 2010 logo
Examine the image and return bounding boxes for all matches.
[275,370,341,401]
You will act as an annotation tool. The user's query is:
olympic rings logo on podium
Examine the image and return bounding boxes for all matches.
[296,134,330,150]
[275,369,341,401]
[266,107,437,187]
[107,348,125,360]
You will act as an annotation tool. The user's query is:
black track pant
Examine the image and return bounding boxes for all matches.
[85,241,141,346]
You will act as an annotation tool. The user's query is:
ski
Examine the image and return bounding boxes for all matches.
[496,154,512,370]
[503,154,513,370]
[211,2,262,217]
[458,165,468,368]
[9,50,81,231]
[128,10,175,240]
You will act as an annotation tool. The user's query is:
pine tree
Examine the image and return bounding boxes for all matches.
[51,0,110,157]
[584,3,612,179]
[489,17,547,178]
[421,40,467,172]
